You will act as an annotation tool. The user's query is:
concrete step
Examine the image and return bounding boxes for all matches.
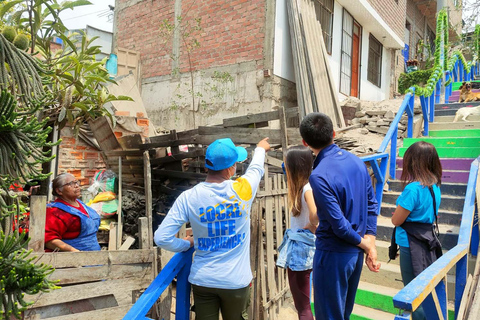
[435,101,480,110]
[380,203,463,226]
[357,280,399,308]
[434,115,480,122]
[452,81,480,91]
[375,215,459,250]
[429,121,480,131]
[388,180,467,197]
[395,168,469,184]
[383,190,465,212]
[352,304,394,320]
[429,128,480,137]
[398,146,480,158]
[396,157,474,171]
[403,137,480,148]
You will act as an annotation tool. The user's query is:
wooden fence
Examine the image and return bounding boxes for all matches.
[24,249,157,320]
[250,169,290,319]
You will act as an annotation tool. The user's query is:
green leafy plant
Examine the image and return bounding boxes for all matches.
[398,68,433,94]
[46,32,132,133]
[405,9,475,97]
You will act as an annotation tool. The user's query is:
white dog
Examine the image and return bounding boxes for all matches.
[453,106,480,122]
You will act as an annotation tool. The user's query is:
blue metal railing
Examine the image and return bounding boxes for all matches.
[393,157,479,320]
[123,247,194,320]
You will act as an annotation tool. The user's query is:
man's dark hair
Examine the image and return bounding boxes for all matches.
[299,112,334,149]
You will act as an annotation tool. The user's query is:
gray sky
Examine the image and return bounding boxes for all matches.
[59,0,115,32]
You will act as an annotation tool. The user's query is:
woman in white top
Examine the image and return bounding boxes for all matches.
[277,146,318,320]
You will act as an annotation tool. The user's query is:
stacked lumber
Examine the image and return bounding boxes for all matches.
[286,0,345,127]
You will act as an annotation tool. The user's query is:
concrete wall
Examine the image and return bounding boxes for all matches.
[327,2,393,101]
[86,26,113,60]
[115,0,297,131]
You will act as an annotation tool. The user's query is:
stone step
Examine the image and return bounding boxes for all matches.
[396,157,474,171]
[433,115,480,122]
[429,129,480,137]
[398,146,480,158]
[380,203,462,226]
[403,137,480,148]
[435,101,480,110]
[388,180,467,197]
[375,215,458,250]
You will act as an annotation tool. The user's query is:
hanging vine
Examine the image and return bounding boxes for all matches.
[407,9,476,96]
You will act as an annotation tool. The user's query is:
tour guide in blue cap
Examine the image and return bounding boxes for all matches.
[155,137,270,320]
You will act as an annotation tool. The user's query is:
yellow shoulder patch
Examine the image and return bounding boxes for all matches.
[232,177,253,201]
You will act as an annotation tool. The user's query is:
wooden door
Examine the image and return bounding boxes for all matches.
[350,23,361,97]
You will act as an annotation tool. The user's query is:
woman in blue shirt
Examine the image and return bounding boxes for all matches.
[392,141,442,320]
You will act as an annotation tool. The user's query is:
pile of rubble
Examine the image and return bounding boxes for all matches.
[338,96,422,153]
[342,96,422,137]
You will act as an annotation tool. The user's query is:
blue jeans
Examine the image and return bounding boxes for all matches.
[400,246,426,320]
[313,250,363,320]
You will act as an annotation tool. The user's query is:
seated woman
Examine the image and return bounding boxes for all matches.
[45,173,101,252]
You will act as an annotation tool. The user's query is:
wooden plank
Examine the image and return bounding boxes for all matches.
[257,189,288,197]
[197,126,301,145]
[144,151,153,248]
[107,159,144,166]
[108,222,118,251]
[104,150,145,157]
[258,199,267,320]
[152,169,207,180]
[51,264,152,285]
[26,278,151,308]
[44,304,132,320]
[29,196,47,252]
[119,236,136,250]
[278,107,288,153]
[150,149,205,166]
[138,217,149,249]
[117,134,143,149]
[250,200,260,320]
[264,174,277,304]
[265,155,283,168]
[457,274,473,319]
[88,117,121,151]
[117,157,123,250]
[222,108,299,127]
[33,249,155,268]
[274,175,283,308]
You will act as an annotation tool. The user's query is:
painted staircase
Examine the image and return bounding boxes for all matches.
[350,94,480,319]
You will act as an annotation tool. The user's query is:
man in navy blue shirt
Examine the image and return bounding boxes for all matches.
[300,112,380,320]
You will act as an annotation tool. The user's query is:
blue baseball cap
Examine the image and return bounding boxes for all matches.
[205,138,248,171]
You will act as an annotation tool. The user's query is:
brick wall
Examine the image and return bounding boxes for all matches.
[367,0,406,40]
[115,0,266,80]
[57,127,106,186]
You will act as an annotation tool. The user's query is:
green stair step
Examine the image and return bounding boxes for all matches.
[399,147,480,158]
[355,287,397,314]
[452,80,480,91]
[429,129,480,137]
[403,137,480,148]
